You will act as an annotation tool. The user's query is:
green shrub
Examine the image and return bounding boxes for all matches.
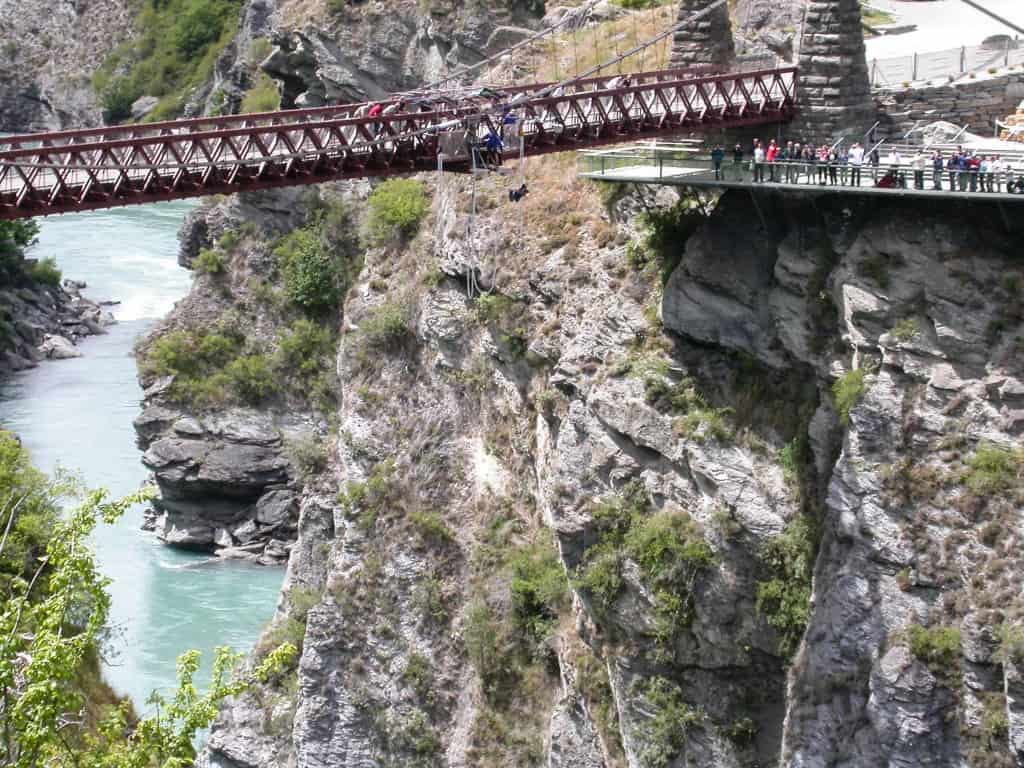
[240,72,280,113]
[832,368,866,425]
[907,624,961,676]
[217,229,241,251]
[285,434,328,480]
[636,677,701,768]
[194,247,226,275]
[779,435,805,489]
[225,354,278,403]
[337,459,400,532]
[630,199,703,286]
[964,444,1022,497]
[890,317,918,342]
[508,539,568,649]
[258,586,321,659]
[28,257,62,287]
[0,431,59,587]
[402,651,434,702]
[575,481,713,644]
[464,599,503,690]
[409,510,452,546]
[626,511,714,638]
[357,300,413,351]
[142,326,281,408]
[248,36,273,65]
[274,230,341,313]
[92,0,243,123]
[575,545,622,620]
[366,179,428,244]
[997,624,1024,666]
[276,318,335,378]
[755,516,817,657]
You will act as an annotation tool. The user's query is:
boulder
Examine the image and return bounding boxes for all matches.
[255,489,298,527]
[39,334,81,359]
[130,95,159,121]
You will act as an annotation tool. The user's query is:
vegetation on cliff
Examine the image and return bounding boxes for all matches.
[93,0,243,123]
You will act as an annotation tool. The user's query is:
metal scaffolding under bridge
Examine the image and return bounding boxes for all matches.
[0,66,796,221]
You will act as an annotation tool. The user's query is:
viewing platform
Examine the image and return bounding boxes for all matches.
[577,142,1024,208]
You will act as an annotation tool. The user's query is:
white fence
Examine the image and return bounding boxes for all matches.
[869,39,1024,87]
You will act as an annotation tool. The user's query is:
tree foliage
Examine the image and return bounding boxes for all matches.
[0,431,297,766]
[0,221,41,286]
[92,0,243,123]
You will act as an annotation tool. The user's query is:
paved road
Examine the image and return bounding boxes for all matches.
[865,0,1022,58]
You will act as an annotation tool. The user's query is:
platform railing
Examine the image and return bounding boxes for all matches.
[578,145,1024,196]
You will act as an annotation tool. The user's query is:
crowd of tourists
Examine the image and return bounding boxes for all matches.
[709,139,1024,194]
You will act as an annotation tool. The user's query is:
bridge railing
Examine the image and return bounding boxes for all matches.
[0,66,797,219]
[0,66,733,155]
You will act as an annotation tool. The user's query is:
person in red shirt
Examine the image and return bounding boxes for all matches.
[968,153,981,192]
[766,140,778,182]
[367,102,383,138]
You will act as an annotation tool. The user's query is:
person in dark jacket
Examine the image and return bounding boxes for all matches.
[711,145,725,180]
[732,143,744,181]
[932,150,944,191]
[485,130,504,167]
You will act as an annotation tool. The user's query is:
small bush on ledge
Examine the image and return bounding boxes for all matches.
[832,368,867,425]
[365,179,428,245]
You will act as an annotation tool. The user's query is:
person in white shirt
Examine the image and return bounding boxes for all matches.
[848,142,865,186]
[753,140,766,183]
[911,151,926,190]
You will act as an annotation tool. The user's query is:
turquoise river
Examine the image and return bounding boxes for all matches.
[0,202,284,710]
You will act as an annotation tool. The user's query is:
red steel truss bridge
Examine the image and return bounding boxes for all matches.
[0,66,797,221]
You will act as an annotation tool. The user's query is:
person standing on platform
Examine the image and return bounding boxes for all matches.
[711,144,725,180]
[732,142,745,181]
[849,142,864,187]
[753,140,766,183]
[911,151,926,190]
[968,153,981,192]
[766,139,778,182]
[932,150,944,191]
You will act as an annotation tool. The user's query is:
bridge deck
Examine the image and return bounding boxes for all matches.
[578,144,1024,205]
[0,66,795,220]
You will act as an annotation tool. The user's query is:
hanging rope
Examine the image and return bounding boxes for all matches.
[571,18,580,79]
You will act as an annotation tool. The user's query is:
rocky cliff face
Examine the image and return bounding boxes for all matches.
[133,187,345,564]
[193,152,1022,767]
[262,0,543,108]
[0,0,134,131]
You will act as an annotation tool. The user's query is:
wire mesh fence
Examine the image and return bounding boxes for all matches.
[869,38,1024,88]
